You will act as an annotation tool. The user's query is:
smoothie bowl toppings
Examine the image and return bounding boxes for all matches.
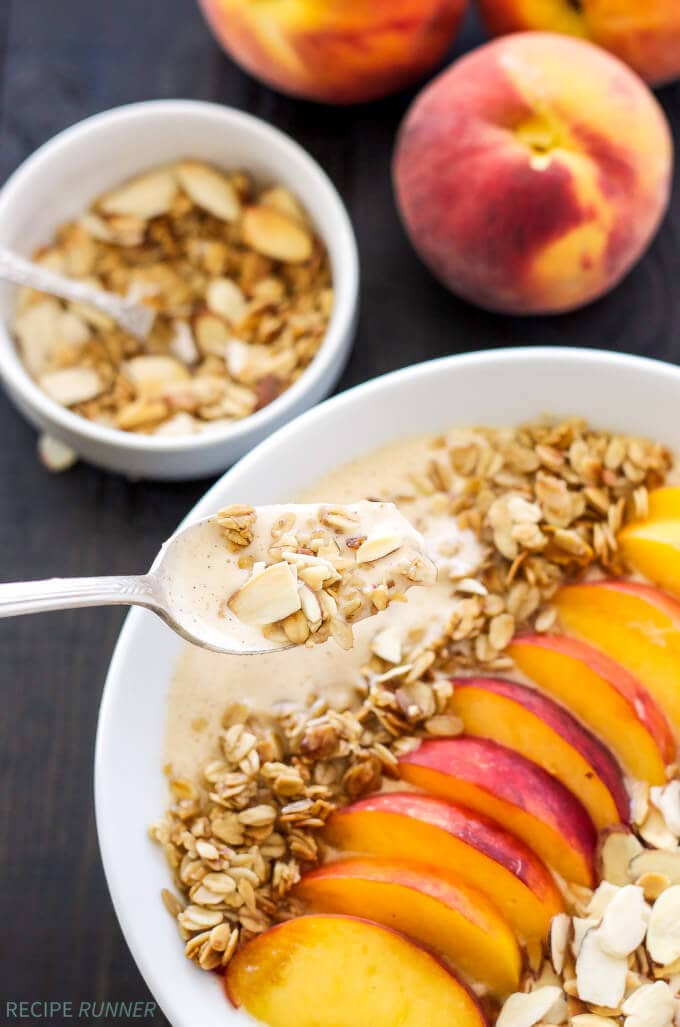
[13,161,332,436]
[150,416,680,1025]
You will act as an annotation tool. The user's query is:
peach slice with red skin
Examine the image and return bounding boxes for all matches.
[449,677,628,829]
[325,792,564,943]
[294,857,522,996]
[555,580,680,737]
[509,634,676,785]
[225,914,488,1027]
[399,737,597,886]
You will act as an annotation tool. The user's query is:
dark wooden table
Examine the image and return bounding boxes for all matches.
[0,2,678,1023]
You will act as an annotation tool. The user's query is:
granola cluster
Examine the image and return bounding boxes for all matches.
[217,503,435,650]
[151,418,673,978]
[13,161,332,436]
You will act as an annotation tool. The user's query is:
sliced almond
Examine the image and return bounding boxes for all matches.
[636,872,671,903]
[496,986,563,1027]
[228,562,301,626]
[124,355,190,399]
[572,917,600,958]
[587,882,620,919]
[259,185,308,225]
[550,913,571,975]
[629,849,680,887]
[193,310,231,356]
[105,214,147,247]
[355,534,403,565]
[650,781,680,837]
[646,884,680,965]
[176,161,241,222]
[639,807,679,851]
[169,320,199,365]
[575,929,627,1008]
[58,310,91,347]
[597,885,650,958]
[298,584,322,630]
[116,398,168,430]
[79,212,115,242]
[37,434,78,472]
[98,169,177,219]
[153,412,198,437]
[39,367,103,406]
[14,298,63,375]
[241,205,313,263]
[599,828,643,886]
[621,980,675,1027]
[630,780,650,827]
[371,626,403,665]
[570,1017,618,1027]
[206,278,247,324]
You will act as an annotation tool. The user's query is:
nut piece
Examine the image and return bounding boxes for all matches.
[496,986,563,1027]
[14,298,63,375]
[597,885,650,958]
[646,885,680,966]
[550,912,571,975]
[355,535,403,565]
[37,434,78,473]
[228,562,301,626]
[650,781,680,837]
[176,161,241,222]
[206,278,247,324]
[242,205,313,263]
[99,169,177,219]
[621,981,675,1027]
[575,928,628,1008]
[39,367,104,406]
[630,849,680,887]
[371,626,403,665]
[599,829,643,886]
[124,355,190,398]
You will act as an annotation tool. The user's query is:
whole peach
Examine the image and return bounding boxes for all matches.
[478,0,680,86]
[393,33,672,315]
[197,0,468,104]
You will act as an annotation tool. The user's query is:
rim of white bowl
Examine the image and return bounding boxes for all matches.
[94,345,680,1027]
[0,99,359,453]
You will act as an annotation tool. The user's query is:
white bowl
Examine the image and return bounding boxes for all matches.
[0,100,359,480]
[95,347,680,1026]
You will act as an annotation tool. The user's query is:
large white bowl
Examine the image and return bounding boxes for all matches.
[0,100,358,480]
[95,347,680,1027]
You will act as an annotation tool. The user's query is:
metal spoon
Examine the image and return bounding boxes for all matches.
[0,503,431,655]
[0,247,155,340]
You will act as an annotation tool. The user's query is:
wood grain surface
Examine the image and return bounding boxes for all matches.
[0,2,678,1023]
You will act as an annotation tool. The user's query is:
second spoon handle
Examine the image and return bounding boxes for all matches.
[0,574,161,618]
[0,248,155,340]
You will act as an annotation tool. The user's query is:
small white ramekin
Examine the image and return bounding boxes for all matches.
[0,100,359,480]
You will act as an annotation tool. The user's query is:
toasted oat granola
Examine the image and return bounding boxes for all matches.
[13,162,332,436]
[151,417,674,983]
[216,501,435,651]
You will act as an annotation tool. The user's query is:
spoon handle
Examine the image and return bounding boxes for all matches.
[0,574,162,618]
[0,248,155,340]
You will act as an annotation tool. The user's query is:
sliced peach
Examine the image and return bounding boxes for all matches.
[294,857,521,996]
[449,677,628,829]
[509,634,675,784]
[325,792,563,943]
[643,487,680,522]
[555,580,680,736]
[225,914,487,1027]
[619,518,680,599]
[399,737,597,886]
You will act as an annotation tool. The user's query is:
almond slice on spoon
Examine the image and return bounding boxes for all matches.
[228,562,301,626]
[176,161,241,222]
[98,169,177,219]
[355,534,403,564]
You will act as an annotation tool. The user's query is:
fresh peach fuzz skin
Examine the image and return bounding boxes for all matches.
[197,0,468,104]
[478,0,680,86]
[393,32,672,314]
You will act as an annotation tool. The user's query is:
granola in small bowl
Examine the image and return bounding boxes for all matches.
[151,414,680,1025]
[13,161,332,438]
